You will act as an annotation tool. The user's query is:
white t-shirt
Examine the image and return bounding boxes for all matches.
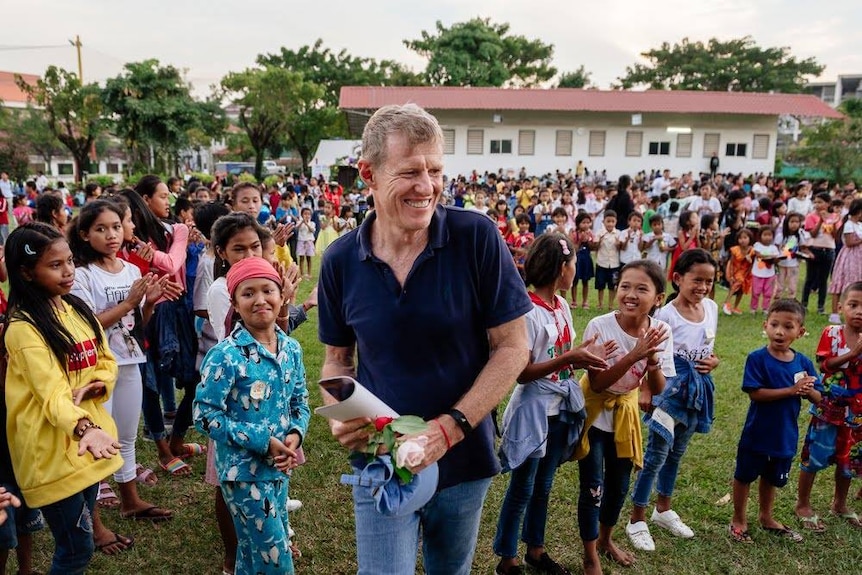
[582,312,675,432]
[688,196,722,216]
[618,228,643,264]
[194,251,217,369]
[297,220,316,243]
[654,299,717,363]
[752,242,780,278]
[71,262,146,366]
[207,277,231,341]
[843,220,862,240]
[546,223,573,236]
[595,229,620,268]
[523,295,577,416]
[642,232,675,269]
[787,197,812,216]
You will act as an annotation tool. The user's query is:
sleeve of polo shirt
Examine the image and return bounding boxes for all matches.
[317,248,355,347]
[477,218,532,329]
[741,352,765,393]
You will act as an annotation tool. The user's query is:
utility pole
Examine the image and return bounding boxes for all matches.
[68,35,83,81]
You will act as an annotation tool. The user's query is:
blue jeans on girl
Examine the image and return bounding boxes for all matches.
[577,427,634,541]
[493,416,568,558]
[39,483,97,575]
[630,414,699,508]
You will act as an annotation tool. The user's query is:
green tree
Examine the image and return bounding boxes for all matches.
[792,101,862,183]
[102,60,225,174]
[16,66,104,183]
[617,36,824,93]
[221,67,300,180]
[257,39,423,108]
[555,66,593,89]
[282,81,341,176]
[404,18,556,87]
[4,106,64,174]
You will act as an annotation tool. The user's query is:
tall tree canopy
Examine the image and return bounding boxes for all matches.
[617,36,824,93]
[792,100,862,183]
[2,106,64,173]
[257,40,422,108]
[103,60,225,174]
[221,67,301,180]
[16,66,104,183]
[555,66,593,89]
[404,18,556,87]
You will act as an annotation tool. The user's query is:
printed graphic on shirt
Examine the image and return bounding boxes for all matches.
[68,339,99,371]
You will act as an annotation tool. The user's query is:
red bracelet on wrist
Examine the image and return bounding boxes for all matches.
[433,419,452,450]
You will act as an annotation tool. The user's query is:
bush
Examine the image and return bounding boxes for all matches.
[124,173,168,187]
[87,175,119,188]
[188,172,215,185]
[237,173,258,184]
[263,175,281,188]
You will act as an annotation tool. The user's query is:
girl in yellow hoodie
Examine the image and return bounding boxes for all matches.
[2,222,123,575]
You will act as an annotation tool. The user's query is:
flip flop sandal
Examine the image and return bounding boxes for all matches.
[159,457,191,476]
[833,511,862,529]
[797,514,826,532]
[728,524,753,543]
[762,524,803,543]
[134,464,158,486]
[178,442,207,459]
[96,533,134,555]
[120,505,173,522]
[96,481,119,508]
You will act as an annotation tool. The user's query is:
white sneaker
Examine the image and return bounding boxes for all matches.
[722,303,733,316]
[828,313,841,325]
[625,521,656,551]
[286,498,303,512]
[288,526,295,539]
[651,508,694,538]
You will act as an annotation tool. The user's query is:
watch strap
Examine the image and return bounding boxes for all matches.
[447,408,472,436]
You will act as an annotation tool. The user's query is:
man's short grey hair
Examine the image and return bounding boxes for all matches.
[361,104,444,168]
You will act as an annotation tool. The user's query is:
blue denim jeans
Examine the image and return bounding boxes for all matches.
[493,416,568,558]
[577,427,633,541]
[353,476,492,575]
[39,483,97,575]
[631,416,698,508]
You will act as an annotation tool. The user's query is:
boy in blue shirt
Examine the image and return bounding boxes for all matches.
[730,299,821,544]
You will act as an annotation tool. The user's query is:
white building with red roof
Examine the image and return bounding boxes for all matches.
[340,86,841,178]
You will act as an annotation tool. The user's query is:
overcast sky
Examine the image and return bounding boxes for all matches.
[2,0,859,95]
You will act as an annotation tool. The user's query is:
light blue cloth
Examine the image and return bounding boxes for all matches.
[341,454,439,517]
[646,355,715,443]
[498,378,586,472]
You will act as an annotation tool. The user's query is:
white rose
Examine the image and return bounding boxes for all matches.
[395,436,428,469]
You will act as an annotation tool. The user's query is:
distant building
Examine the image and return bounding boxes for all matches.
[806,74,862,108]
[340,86,841,179]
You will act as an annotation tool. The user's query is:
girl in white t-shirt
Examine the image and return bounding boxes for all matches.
[494,232,615,575]
[751,226,780,314]
[69,199,178,521]
[575,260,674,574]
[775,212,807,300]
[626,249,720,551]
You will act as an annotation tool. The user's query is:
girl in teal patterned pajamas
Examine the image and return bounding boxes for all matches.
[195,257,310,575]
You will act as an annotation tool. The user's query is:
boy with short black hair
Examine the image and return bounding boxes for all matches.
[591,210,620,310]
[729,299,821,544]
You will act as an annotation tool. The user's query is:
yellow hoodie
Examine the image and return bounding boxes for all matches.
[4,302,121,507]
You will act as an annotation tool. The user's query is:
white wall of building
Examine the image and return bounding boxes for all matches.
[431,110,778,180]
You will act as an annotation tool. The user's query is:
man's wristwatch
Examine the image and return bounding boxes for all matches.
[447,409,472,437]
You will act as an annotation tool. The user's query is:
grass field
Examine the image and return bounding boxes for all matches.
[13,270,862,575]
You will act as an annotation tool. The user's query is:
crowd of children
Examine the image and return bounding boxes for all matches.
[0,168,860,575]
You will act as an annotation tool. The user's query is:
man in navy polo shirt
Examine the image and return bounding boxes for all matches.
[318,103,531,575]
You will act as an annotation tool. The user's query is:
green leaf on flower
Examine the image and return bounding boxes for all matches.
[382,424,396,449]
[394,465,414,485]
[389,415,428,435]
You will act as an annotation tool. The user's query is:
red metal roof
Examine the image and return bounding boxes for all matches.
[0,71,38,105]
[340,86,843,119]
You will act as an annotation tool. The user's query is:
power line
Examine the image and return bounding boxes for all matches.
[0,44,68,51]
